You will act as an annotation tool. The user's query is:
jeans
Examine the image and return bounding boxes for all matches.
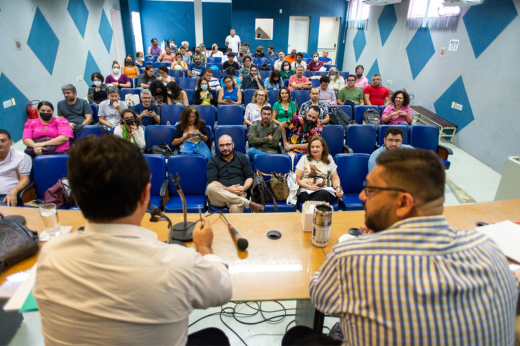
[398,122,410,128]
[247,147,268,161]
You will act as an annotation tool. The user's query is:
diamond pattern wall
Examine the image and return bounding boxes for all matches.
[83,51,101,86]
[0,74,30,142]
[406,28,435,80]
[68,0,89,38]
[433,76,474,132]
[366,59,380,81]
[378,5,397,47]
[99,9,113,53]
[27,7,60,75]
[353,29,366,62]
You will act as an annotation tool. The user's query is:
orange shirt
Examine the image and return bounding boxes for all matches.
[285,55,296,64]
[123,65,139,78]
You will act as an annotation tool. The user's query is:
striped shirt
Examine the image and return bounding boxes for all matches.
[310,215,519,346]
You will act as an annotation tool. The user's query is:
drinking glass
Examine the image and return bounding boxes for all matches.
[39,203,61,237]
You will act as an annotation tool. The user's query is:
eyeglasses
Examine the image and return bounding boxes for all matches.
[218,143,233,148]
[257,94,266,97]
[386,139,402,144]
[363,181,406,197]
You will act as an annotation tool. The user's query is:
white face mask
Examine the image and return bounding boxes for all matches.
[284,66,290,71]
[113,68,120,74]
[167,91,172,95]
[313,57,319,62]
[137,57,143,61]
[94,81,102,87]
[330,75,336,79]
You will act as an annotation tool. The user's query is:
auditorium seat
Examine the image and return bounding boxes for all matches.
[144,56,158,63]
[75,125,103,140]
[379,105,388,115]
[215,125,246,154]
[165,155,207,213]
[267,90,279,104]
[269,57,278,67]
[178,78,198,91]
[328,105,353,122]
[253,58,269,66]
[338,72,349,80]
[160,104,185,125]
[301,53,310,58]
[207,57,222,64]
[284,80,290,87]
[324,65,337,71]
[168,69,184,80]
[144,154,168,210]
[311,80,321,88]
[335,154,369,211]
[145,126,176,152]
[212,70,222,81]
[354,105,378,124]
[184,89,194,105]
[409,125,452,169]
[29,156,70,209]
[242,90,256,106]
[302,58,312,65]
[217,105,244,126]
[222,70,240,77]
[314,71,327,76]
[195,105,216,130]
[154,62,170,68]
[259,71,271,82]
[303,71,314,78]
[322,125,347,156]
[207,63,222,71]
[291,90,311,107]
[378,124,409,146]
[90,104,99,123]
[120,88,143,101]
[345,124,376,154]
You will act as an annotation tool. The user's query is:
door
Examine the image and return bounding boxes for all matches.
[317,17,341,64]
[288,16,310,54]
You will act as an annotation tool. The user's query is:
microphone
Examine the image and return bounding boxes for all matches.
[147,205,173,244]
[228,223,249,251]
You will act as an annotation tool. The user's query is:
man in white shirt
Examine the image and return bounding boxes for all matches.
[209,44,224,59]
[225,29,241,53]
[0,129,31,206]
[98,86,128,128]
[274,50,286,70]
[291,52,307,70]
[33,135,233,346]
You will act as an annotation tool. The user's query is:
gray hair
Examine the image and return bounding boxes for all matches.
[62,84,76,93]
[140,89,151,97]
[240,46,247,52]
[328,67,339,75]
[106,86,119,95]
[182,41,189,47]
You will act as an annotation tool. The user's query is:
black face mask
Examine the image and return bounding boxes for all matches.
[196,50,201,54]
[126,60,132,65]
[40,112,53,121]
[356,73,362,78]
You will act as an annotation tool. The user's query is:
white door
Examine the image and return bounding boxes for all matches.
[317,17,341,64]
[288,16,310,54]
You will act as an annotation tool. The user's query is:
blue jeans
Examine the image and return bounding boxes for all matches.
[0,195,7,206]
[398,122,410,128]
[248,148,269,161]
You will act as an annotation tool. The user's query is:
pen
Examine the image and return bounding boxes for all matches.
[198,205,202,224]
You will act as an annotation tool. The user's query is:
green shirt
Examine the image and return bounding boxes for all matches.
[337,86,364,105]
[247,121,281,154]
[273,101,298,123]
[280,70,295,81]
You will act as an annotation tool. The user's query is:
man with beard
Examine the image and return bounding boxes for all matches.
[282,149,519,346]
[299,87,330,124]
[279,106,323,159]
[368,127,413,172]
[57,84,93,134]
[206,135,265,213]
[363,73,390,106]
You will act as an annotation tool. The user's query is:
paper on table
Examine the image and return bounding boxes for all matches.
[4,265,37,311]
[476,221,520,263]
[305,187,336,196]
[338,234,356,243]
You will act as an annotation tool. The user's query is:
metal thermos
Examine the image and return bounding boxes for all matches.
[311,203,333,247]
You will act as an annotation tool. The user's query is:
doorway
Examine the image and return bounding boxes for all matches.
[288,16,310,54]
[317,17,341,64]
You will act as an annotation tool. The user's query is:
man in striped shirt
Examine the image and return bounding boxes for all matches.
[283,149,519,346]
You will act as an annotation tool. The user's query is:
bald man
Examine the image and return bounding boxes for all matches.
[206,135,265,213]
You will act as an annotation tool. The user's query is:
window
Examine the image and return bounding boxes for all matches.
[131,12,144,55]
[346,0,371,29]
[255,19,273,40]
[407,0,461,28]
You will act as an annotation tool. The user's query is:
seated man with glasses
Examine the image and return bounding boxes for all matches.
[207,135,265,213]
[283,148,519,346]
[368,127,413,172]
[131,89,160,126]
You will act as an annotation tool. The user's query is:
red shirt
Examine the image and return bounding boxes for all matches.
[288,75,309,91]
[363,85,389,106]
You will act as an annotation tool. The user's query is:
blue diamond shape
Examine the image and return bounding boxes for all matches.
[353,29,366,62]
[99,9,113,53]
[378,5,397,47]
[406,28,435,80]
[83,51,101,86]
[433,76,474,132]
[68,0,89,38]
[463,0,518,58]
[27,7,60,75]
[366,59,380,81]
[0,73,30,142]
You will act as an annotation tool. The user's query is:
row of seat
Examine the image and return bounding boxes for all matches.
[143,52,314,64]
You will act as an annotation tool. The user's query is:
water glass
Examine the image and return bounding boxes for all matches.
[39,203,61,236]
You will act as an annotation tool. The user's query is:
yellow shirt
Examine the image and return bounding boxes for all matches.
[200,91,211,105]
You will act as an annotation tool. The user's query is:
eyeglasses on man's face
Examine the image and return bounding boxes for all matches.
[385,139,402,144]
[363,181,406,197]
[218,143,233,148]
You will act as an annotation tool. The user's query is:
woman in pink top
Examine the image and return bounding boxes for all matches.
[354,65,369,89]
[381,90,413,126]
[307,52,324,72]
[158,46,175,63]
[23,101,73,155]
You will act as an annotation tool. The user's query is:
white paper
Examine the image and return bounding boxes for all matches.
[448,39,459,51]
[476,221,520,263]
[510,264,520,271]
[4,265,37,311]
[338,234,356,243]
[305,187,336,196]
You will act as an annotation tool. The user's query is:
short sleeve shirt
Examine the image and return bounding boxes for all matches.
[245,103,270,124]
[363,85,389,106]
[299,100,329,121]
[286,116,323,154]
[273,101,298,123]
[57,98,93,126]
[0,149,32,195]
[337,87,364,105]
[132,104,160,126]
[296,154,337,193]
[291,61,307,70]
[188,63,206,77]
[319,57,332,64]
[148,45,162,56]
[288,75,309,91]
[225,35,241,52]
[23,118,73,153]
[99,100,128,125]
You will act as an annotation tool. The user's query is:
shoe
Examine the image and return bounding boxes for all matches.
[249,201,265,213]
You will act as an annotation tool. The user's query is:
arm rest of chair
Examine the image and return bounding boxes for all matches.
[18,181,36,205]
[344,145,353,154]
[375,143,381,149]
[437,145,453,160]
[160,179,169,197]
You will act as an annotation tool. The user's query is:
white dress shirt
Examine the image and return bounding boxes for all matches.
[99,99,128,125]
[0,148,32,195]
[33,222,232,346]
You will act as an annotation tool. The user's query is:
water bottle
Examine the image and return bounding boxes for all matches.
[311,203,333,248]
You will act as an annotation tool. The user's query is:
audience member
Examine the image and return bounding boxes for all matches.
[244,90,270,127]
[122,55,139,78]
[179,46,191,65]
[285,49,297,64]
[219,76,242,105]
[337,75,364,106]
[171,53,188,71]
[137,65,157,89]
[105,61,131,90]
[113,109,145,151]
[247,106,281,160]
[194,78,218,107]
[272,87,298,125]
[280,61,295,81]
[289,66,312,92]
[57,84,93,133]
[307,52,324,72]
[135,51,145,68]
[33,135,232,346]
[241,65,264,91]
[199,69,218,91]
[169,39,178,53]
[317,76,337,106]
[220,67,241,88]
[319,50,332,65]
[239,56,252,81]
[87,72,107,104]
[149,80,169,107]
[192,47,207,65]
[225,29,241,53]
[274,51,286,71]
[252,46,265,58]
[181,41,192,56]
[199,44,208,64]
[210,44,224,58]
[147,38,162,57]
[264,70,283,90]
[237,47,249,66]
[158,65,175,85]
[368,127,413,172]
[207,135,264,213]
[131,89,160,126]
[291,53,307,70]
[225,48,237,62]
[295,137,343,204]
[280,107,323,157]
[188,55,206,79]
[267,45,276,59]
[157,46,175,63]
[98,86,128,128]
[171,106,211,159]
[167,82,188,106]
[354,64,369,89]
[327,67,344,92]
[300,88,330,124]
[381,90,413,126]
[23,101,72,157]
[223,52,239,71]
[363,74,390,106]
[0,129,31,206]
[243,43,251,55]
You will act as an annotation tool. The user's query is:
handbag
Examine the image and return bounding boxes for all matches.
[270,172,290,201]
[251,169,278,212]
[148,143,174,158]
[24,136,59,158]
[44,177,72,209]
[0,212,40,274]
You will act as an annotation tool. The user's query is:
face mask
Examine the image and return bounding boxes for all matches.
[126,60,132,64]
[356,73,362,78]
[313,57,319,62]
[196,50,201,54]
[40,112,53,121]
[138,57,143,61]
[167,91,172,95]
[113,68,120,74]
[201,85,208,90]
[284,66,290,71]
[94,81,102,87]
[330,75,336,80]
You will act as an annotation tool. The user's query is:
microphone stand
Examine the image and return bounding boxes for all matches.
[169,173,196,241]
[148,207,173,244]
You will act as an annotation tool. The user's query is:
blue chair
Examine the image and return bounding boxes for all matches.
[302,53,310,58]
[207,57,222,64]
[259,70,271,82]
[184,89,195,105]
[339,72,349,80]
[252,155,295,212]
[303,71,314,78]
[378,125,409,146]
[242,90,256,106]
[161,105,185,125]
[145,126,176,152]
[291,90,311,107]
[207,63,222,71]
[354,105,378,124]
[90,104,99,123]
[284,80,290,87]
[253,58,269,66]
[380,105,388,115]
[293,153,305,171]
[120,88,143,101]
[139,68,144,75]
[267,90,279,104]
[322,125,347,157]
[178,78,198,90]
[345,125,376,154]
[168,69,184,79]
[195,105,216,130]
[212,70,222,81]
[314,71,327,76]
[222,70,240,77]
[324,65,337,71]
[145,56,158,63]
[328,105,353,122]
[144,155,168,210]
[311,80,321,88]
[154,62,170,68]
[215,125,246,154]
[217,105,244,125]
[269,57,278,66]
[335,154,369,211]
[302,58,312,65]
[409,125,452,169]
[164,155,207,213]
[31,156,70,209]
[75,125,103,140]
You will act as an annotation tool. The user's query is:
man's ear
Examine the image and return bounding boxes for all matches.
[395,193,415,219]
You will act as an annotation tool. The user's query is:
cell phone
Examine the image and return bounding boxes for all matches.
[77,227,85,233]
[225,96,231,100]
[25,199,44,207]
[148,107,154,112]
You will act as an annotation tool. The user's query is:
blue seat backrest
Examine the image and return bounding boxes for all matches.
[354,105,378,124]
[291,90,311,107]
[254,58,269,66]
[409,125,439,152]
[195,105,216,130]
[322,125,344,157]
[90,104,99,123]
[217,105,244,126]
[314,71,327,76]
[324,65,337,71]
[168,69,184,79]
[160,105,185,125]
[269,57,278,66]
[154,62,170,68]
[75,125,103,140]
[253,155,292,186]
[302,58,312,64]
[242,90,256,106]
[311,80,321,88]
[184,89,194,105]
[328,105,353,120]
[145,56,158,63]
[120,88,143,101]
[145,126,176,150]
[334,154,370,193]
[215,125,246,154]
[346,125,376,154]
[303,71,314,78]
[144,154,166,196]
[178,78,198,90]
[293,153,306,171]
[259,71,271,82]
[267,90,279,105]
[378,125,409,146]
[338,72,349,80]
[223,70,240,77]
[33,156,69,198]
[207,63,222,71]
[207,57,222,64]
[167,155,208,196]
[212,70,222,80]
[379,105,388,115]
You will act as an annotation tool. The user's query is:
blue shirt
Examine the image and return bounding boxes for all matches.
[263,79,282,90]
[368,144,414,172]
[188,63,206,77]
[132,104,160,127]
[220,76,241,87]
[319,57,332,63]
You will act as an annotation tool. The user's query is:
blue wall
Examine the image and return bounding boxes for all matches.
[202,2,231,48]
[120,0,135,57]
[231,0,347,68]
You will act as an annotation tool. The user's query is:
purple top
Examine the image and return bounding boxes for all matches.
[382,104,413,125]
[148,45,162,56]
[105,74,130,86]
[23,118,73,152]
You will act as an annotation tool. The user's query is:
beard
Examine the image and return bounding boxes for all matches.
[304,119,317,132]
[364,201,394,233]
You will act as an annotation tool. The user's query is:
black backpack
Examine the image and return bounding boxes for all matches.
[362,109,381,129]
[329,108,355,132]
[259,63,270,71]
[251,169,278,212]
[147,143,174,158]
